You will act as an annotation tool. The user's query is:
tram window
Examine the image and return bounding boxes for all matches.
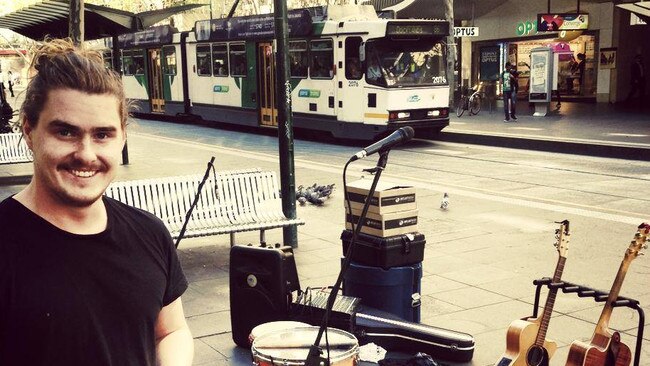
[289,40,307,78]
[162,46,177,75]
[196,44,212,76]
[212,43,229,76]
[103,51,113,70]
[310,39,333,79]
[345,37,362,80]
[132,50,145,75]
[365,39,447,87]
[230,43,247,77]
[122,50,134,75]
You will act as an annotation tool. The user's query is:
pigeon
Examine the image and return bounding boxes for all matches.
[440,193,449,210]
[295,183,335,206]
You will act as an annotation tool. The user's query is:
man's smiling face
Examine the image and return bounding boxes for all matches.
[24,88,126,208]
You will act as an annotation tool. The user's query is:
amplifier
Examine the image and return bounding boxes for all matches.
[290,288,360,332]
[230,244,300,347]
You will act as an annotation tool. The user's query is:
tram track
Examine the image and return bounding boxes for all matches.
[130,128,650,224]
[399,141,650,182]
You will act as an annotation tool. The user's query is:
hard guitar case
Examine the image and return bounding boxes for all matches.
[355,306,475,363]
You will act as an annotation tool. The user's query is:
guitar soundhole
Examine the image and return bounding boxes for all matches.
[526,346,548,366]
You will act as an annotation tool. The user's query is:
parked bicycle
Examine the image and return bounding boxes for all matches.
[456,82,491,117]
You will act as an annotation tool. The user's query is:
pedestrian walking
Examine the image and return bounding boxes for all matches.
[573,53,586,95]
[0,70,5,106]
[7,71,14,97]
[0,69,5,97]
[626,54,646,107]
[502,62,517,122]
[0,38,194,366]
[510,63,520,113]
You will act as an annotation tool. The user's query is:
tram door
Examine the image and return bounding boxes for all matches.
[257,42,277,126]
[148,49,164,113]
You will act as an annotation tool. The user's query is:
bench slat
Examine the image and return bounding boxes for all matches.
[0,133,33,164]
[104,169,303,243]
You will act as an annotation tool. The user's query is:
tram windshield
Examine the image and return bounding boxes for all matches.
[365,39,447,87]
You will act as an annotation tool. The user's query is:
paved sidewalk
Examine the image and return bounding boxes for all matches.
[1,89,649,365]
[442,101,650,160]
[2,121,648,366]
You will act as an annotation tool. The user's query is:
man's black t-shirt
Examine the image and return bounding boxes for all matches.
[0,196,188,366]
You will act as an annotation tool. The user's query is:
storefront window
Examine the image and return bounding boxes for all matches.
[506,35,596,98]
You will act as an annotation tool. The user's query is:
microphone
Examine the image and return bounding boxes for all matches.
[350,126,414,161]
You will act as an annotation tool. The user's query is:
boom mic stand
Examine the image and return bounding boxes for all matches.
[305,150,390,366]
[174,156,216,249]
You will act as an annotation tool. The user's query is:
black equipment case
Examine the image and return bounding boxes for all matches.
[229,244,300,347]
[355,306,475,362]
[289,293,475,363]
[341,229,425,269]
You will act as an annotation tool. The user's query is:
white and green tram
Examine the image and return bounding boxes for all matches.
[115,5,450,140]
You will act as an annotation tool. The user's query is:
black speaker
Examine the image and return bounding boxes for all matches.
[229,244,300,347]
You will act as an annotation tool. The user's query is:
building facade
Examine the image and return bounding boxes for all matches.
[458,0,649,104]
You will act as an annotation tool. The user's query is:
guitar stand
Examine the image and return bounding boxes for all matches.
[530,277,645,366]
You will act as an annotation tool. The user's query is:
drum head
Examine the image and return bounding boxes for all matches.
[249,321,310,346]
[252,326,358,365]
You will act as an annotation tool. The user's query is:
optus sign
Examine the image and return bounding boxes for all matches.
[516,20,538,36]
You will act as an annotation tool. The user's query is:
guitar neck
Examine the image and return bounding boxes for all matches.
[535,256,566,346]
[594,258,632,338]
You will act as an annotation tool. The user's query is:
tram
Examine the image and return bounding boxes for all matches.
[109,5,450,140]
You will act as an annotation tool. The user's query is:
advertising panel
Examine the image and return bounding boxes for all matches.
[195,9,312,41]
[537,13,589,31]
[529,47,552,102]
[118,25,174,48]
[479,46,500,81]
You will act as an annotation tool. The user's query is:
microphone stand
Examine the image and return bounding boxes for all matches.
[305,150,390,366]
[174,156,216,249]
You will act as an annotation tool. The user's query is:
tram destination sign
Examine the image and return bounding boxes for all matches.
[386,22,449,37]
[196,9,312,41]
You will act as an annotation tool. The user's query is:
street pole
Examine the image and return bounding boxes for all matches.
[111,35,130,165]
[273,0,298,248]
[69,0,84,45]
[445,0,456,108]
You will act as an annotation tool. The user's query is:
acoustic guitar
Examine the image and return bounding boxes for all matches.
[565,223,649,366]
[494,220,571,366]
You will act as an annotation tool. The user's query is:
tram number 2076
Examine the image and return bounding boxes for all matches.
[113,5,452,141]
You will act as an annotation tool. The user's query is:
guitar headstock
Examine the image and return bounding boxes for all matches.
[627,223,650,259]
[554,219,570,258]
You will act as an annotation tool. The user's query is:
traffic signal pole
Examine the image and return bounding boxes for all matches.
[274,0,298,247]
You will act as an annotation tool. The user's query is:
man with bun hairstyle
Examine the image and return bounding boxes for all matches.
[0,38,193,366]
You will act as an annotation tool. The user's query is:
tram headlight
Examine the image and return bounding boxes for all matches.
[427,110,440,117]
[389,111,410,120]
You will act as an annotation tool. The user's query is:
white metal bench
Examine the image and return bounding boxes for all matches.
[104,168,305,246]
[0,133,32,164]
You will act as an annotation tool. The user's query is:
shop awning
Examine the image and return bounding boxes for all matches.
[617,1,650,23]
[0,0,205,41]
